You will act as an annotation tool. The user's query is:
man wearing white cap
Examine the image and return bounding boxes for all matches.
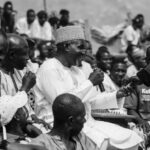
[34,25,143,150]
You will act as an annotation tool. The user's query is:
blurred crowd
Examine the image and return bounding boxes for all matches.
[0,1,150,150]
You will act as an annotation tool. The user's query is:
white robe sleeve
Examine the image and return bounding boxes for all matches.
[37,66,118,109]
[0,91,28,125]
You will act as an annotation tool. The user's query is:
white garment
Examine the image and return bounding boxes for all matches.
[30,19,52,41]
[0,69,34,117]
[126,64,138,78]
[34,58,142,149]
[81,61,125,109]
[0,91,28,125]
[15,17,35,36]
[121,25,140,52]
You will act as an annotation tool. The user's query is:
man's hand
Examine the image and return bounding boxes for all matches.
[89,69,104,86]
[20,71,36,93]
[116,86,132,99]
[31,115,52,130]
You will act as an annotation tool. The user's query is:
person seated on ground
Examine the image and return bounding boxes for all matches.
[15,9,36,37]
[31,10,53,41]
[0,33,50,135]
[121,14,144,53]
[124,46,150,148]
[1,1,16,33]
[34,25,143,149]
[31,93,108,150]
[59,9,73,27]
[126,45,146,77]
[95,46,112,75]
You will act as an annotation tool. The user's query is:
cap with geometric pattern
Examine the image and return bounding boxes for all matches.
[56,25,85,44]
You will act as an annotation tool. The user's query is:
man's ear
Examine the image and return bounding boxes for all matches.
[68,116,74,126]
[8,50,15,60]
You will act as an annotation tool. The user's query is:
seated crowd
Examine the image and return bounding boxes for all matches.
[1,1,150,150]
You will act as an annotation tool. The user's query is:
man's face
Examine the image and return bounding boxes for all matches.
[67,40,84,66]
[60,14,69,25]
[27,12,35,24]
[38,15,47,26]
[70,105,86,136]
[111,63,127,87]
[98,52,112,71]
[133,55,146,69]
[12,46,29,70]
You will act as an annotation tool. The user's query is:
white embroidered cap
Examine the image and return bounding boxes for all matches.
[56,25,85,44]
[0,92,28,125]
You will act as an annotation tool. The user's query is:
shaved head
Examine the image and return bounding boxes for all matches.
[52,93,85,125]
[3,34,29,70]
[7,34,28,52]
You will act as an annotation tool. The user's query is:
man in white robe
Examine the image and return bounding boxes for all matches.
[34,26,143,149]
[30,11,52,41]
[15,9,36,36]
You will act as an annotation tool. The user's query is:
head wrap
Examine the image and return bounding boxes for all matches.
[56,26,85,44]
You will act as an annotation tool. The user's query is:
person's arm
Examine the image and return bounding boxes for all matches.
[36,67,118,109]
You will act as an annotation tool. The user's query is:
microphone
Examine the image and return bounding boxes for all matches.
[91,63,105,92]
[77,52,105,92]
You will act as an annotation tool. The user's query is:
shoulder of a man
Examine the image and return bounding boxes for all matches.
[77,132,100,150]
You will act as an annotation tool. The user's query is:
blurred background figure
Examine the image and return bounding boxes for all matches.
[1,1,16,33]
[121,14,144,53]
[48,11,60,40]
[59,9,73,27]
[95,46,112,75]
[15,9,36,36]
[31,10,53,41]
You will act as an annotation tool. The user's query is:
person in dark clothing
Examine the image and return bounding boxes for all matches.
[1,1,15,33]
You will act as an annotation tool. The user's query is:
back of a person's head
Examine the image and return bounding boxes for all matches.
[7,33,28,52]
[52,93,84,125]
